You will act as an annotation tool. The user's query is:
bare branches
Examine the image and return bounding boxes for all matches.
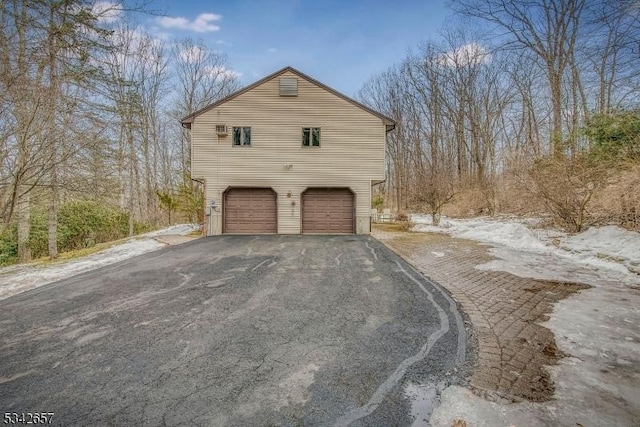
[453,0,586,156]
[362,0,639,228]
[170,37,240,181]
[172,37,240,118]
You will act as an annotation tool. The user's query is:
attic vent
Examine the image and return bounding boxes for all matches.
[216,125,228,135]
[280,78,298,96]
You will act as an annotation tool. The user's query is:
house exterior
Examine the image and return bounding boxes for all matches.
[181,66,395,235]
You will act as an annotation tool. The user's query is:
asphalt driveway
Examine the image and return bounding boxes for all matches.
[0,235,469,426]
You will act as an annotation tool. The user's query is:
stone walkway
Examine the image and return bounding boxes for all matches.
[372,226,588,402]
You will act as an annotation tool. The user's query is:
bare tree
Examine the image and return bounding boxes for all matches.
[0,1,238,264]
[172,38,240,175]
[170,38,240,223]
[581,0,640,113]
[359,0,639,229]
[42,0,113,258]
[452,0,586,157]
[100,24,172,235]
[359,66,413,210]
[0,0,117,260]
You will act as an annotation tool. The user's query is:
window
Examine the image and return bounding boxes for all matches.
[233,127,251,146]
[302,127,320,147]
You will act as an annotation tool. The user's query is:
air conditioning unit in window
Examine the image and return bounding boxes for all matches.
[216,125,228,136]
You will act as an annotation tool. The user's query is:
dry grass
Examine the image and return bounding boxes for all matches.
[23,227,204,267]
[30,238,130,266]
[372,223,410,232]
[442,187,489,217]
[434,161,640,232]
[590,163,640,230]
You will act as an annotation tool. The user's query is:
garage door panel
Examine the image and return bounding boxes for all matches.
[302,188,354,234]
[224,188,277,234]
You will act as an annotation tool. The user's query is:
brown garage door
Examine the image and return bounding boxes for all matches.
[302,188,354,234]
[224,188,277,234]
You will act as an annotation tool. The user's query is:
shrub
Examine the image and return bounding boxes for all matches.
[57,200,130,250]
[395,211,409,222]
[584,109,640,162]
[2,200,154,265]
[28,210,49,258]
[372,194,384,210]
[395,212,414,231]
[397,220,415,232]
[524,154,610,232]
[412,169,455,226]
[177,176,205,224]
[0,227,17,266]
[2,209,57,263]
[157,190,180,224]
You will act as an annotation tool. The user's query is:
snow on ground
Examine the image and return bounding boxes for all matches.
[142,223,200,237]
[410,214,640,426]
[0,224,200,301]
[411,214,640,285]
[560,225,640,275]
[412,214,549,251]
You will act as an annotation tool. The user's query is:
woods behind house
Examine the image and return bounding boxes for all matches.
[1,0,639,265]
[0,1,239,263]
[359,0,640,232]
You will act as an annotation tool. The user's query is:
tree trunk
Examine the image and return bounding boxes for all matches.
[432,209,441,226]
[127,118,136,237]
[549,70,564,158]
[46,3,58,259]
[17,190,31,262]
[48,168,58,259]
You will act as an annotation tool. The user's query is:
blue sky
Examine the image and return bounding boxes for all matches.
[144,0,451,97]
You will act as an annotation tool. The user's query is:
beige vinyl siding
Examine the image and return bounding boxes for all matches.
[191,70,386,235]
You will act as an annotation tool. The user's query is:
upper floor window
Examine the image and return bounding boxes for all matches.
[302,127,320,147]
[233,127,251,146]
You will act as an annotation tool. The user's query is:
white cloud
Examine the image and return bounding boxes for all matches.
[105,27,165,71]
[437,43,491,67]
[156,12,222,33]
[205,65,241,80]
[92,1,122,24]
[179,45,205,63]
[267,48,278,53]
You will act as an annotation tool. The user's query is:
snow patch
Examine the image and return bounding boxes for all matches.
[457,222,549,252]
[408,214,640,426]
[0,239,165,301]
[0,224,200,301]
[410,214,640,284]
[413,215,549,252]
[143,223,200,237]
[559,225,640,274]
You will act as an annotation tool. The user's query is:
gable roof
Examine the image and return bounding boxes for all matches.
[180,66,396,132]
